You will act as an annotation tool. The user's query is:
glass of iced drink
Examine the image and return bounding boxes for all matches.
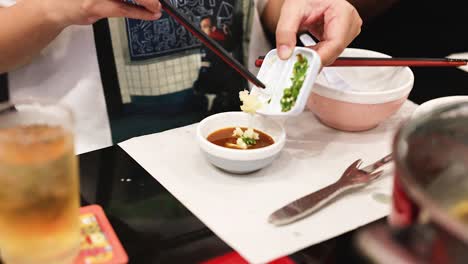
[0,101,80,264]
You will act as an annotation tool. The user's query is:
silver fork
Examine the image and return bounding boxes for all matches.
[268,154,393,226]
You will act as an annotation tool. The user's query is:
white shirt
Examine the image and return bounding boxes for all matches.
[1,1,112,155]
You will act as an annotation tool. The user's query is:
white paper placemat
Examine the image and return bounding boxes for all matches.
[119,102,417,263]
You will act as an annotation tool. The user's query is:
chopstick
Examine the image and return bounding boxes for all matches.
[159,0,265,88]
[255,56,468,68]
[330,57,468,67]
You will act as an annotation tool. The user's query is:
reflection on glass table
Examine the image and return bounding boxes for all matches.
[79,145,376,263]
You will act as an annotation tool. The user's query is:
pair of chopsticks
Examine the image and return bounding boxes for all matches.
[255,55,468,68]
[141,1,468,86]
[159,0,265,88]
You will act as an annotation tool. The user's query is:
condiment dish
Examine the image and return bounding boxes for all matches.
[196,112,286,174]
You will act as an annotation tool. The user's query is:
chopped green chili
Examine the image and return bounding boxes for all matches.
[241,137,257,146]
[280,54,309,112]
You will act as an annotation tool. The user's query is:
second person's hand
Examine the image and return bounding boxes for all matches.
[39,0,162,27]
[275,0,362,66]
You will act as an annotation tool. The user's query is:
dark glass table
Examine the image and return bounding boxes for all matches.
[79,145,377,263]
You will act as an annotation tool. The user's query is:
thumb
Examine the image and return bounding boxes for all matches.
[275,3,303,60]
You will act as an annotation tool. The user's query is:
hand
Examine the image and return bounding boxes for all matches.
[275,0,362,66]
[39,0,162,27]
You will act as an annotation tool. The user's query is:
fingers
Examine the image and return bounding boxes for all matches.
[308,40,342,66]
[276,0,362,65]
[275,0,304,60]
[135,0,162,13]
[312,1,362,65]
[87,0,162,21]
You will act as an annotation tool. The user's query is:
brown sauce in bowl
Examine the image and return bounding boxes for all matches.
[207,127,274,150]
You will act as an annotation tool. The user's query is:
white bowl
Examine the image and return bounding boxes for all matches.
[412,96,468,119]
[196,112,286,174]
[307,48,414,131]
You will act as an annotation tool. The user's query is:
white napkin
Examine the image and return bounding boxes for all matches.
[119,101,417,263]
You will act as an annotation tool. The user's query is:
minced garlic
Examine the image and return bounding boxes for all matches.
[239,90,263,114]
[232,127,244,137]
[234,90,263,149]
[236,138,248,149]
[230,127,260,149]
[243,128,259,140]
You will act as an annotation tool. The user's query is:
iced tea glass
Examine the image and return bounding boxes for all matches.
[0,101,80,264]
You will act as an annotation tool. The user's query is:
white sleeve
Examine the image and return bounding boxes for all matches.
[0,0,16,7]
[256,0,269,15]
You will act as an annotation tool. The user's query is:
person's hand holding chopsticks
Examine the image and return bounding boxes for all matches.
[0,0,162,72]
[46,0,162,25]
[275,0,362,66]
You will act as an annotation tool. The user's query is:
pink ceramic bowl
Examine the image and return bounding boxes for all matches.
[307,48,414,132]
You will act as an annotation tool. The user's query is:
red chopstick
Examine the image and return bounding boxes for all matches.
[159,0,265,88]
[255,56,468,68]
[330,57,468,67]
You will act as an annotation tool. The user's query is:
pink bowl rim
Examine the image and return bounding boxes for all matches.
[312,48,415,105]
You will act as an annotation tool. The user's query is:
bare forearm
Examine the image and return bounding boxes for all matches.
[0,0,162,74]
[0,1,65,73]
